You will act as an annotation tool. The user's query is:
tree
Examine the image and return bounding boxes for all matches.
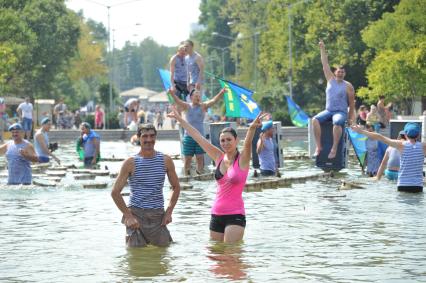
[359,0,426,113]
[98,82,117,110]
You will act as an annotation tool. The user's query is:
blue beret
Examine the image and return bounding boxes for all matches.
[261,120,273,132]
[8,123,23,131]
[403,122,420,138]
[41,117,51,125]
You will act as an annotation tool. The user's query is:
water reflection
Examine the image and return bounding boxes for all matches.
[207,242,249,281]
[123,246,169,279]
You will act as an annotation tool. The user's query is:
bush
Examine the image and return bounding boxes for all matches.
[273,111,293,126]
[106,111,120,129]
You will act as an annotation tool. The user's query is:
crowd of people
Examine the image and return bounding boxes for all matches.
[1,39,424,252]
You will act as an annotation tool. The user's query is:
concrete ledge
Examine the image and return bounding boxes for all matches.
[48,127,308,142]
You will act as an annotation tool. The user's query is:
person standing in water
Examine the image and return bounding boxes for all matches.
[168,106,266,243]
[312,40,355,159]
[170,88,226,175]
[0,123,39,185]
[376,130,406,181]
[34,118,60,164]
[256,120,278,176]
[351,122,425,193]
[111,123,180,247]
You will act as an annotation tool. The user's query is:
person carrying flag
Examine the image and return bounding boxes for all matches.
[170,88,226,175]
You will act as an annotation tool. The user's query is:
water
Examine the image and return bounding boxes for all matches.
[1,140,425,282]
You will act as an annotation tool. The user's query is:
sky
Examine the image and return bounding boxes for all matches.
[66,0,201,49]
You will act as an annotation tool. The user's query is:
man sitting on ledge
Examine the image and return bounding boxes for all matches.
[313,40,355,159]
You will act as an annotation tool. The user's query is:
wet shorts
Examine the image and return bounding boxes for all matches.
[182,135,205,156]
[210,214,246,233]
[260,169,275,176]
[314,110,347,126]
[123,207,172,247]
[397,186,423,193]
[385,169,398,181]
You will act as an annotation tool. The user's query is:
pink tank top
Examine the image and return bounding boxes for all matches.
[211,154,249,215]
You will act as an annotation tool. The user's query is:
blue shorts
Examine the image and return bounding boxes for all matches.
[22,118,32,131]
[84,156,95,168]
[385,169,399,181]
[182,135,205,156]
[314,110,347,126]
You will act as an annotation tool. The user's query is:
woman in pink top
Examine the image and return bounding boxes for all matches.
[94,105,104,129]
[168,106,265,243]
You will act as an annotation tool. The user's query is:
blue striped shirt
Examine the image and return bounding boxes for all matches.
[128,152,166,209]
[398,141,424,187]
[6,140,32,185]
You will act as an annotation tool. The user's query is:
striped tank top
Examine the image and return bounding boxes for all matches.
[128,152,166,209]
[398,141,424,187]
[6,140,32,185]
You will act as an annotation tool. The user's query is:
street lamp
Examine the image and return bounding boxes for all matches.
[85,0,142,128]
[202,43,229,78]
[288,0,310,98]
[211,32,240,77]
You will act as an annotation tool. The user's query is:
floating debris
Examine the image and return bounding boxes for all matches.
[339,180,366,190]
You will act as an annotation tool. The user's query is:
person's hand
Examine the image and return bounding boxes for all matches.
[195,82,202,91]
[347,119,354,126]
[19,148,30,159]
[161,210,172,226]
[124,213,140,229]
[259,132,265,141]
[219,87,226,95]
[169,86,176,95]
[167,105,182,121]
[319,40,325,49]
[350,124,364,133]
[249,112,269,129]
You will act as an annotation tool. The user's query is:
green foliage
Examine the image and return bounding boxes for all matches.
[98,82,118,110]
[0,0,80,98]
[360,0,426,113]
[272,110,292,126]
[106,111,120,129]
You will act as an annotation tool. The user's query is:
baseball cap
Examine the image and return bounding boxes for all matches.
[403,122,420,138]
[261,120,273,132]
[8,123,23,131]
[41,117,51,125]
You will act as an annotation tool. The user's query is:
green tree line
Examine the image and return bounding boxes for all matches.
[194,0,425,120]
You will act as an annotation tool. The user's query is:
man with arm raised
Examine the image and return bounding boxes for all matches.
[312,40,355,159]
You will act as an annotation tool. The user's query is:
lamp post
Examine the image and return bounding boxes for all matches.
[85,0,142,128]
[211,32,239,77]
[288,0,310,98]
[202,43,229,78]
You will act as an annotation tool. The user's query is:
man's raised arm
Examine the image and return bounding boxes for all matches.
[319,40,334,81]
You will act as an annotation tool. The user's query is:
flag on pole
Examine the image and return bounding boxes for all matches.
[218,79,260,120]
[157,68,174,103]
[346,128,367,168]
[285,96,309,127]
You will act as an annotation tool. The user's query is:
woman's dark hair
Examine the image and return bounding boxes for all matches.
[220,127,237,138]
[137,123,157,137]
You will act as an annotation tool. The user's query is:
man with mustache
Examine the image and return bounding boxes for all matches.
[111,123,181,247]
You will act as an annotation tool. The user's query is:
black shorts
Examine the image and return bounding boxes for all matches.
[124,106,130,112]
[210,214,246,233]
[397,186,423,193]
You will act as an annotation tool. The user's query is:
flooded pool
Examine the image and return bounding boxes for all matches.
[0,140,425,282]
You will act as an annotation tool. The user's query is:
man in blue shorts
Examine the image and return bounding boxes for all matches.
[313,40,355,159]
[170,88,226,175]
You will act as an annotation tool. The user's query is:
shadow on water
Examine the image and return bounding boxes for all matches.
[206,242,250,281]
[121,246,169,279]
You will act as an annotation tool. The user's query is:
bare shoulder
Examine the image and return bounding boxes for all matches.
[162,154,175,169]
[122,157,135,172]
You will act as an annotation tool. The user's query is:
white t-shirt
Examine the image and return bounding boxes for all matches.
[17,102,33,119]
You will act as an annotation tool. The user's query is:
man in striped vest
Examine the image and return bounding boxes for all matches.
[111,123,181,247]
